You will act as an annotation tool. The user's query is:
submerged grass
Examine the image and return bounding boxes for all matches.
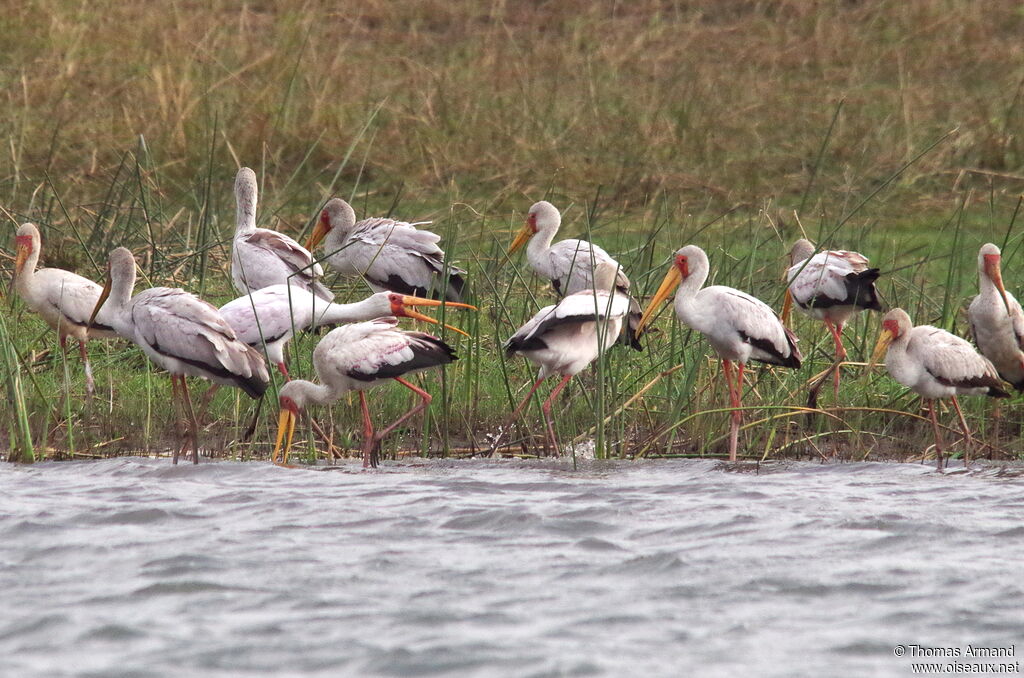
[2,1,1024,463]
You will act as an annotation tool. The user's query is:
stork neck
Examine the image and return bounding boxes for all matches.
[14,243,41,293]
[978,268,1001,300]
[292,380,337,409]
[107,264,137,316]
[314,296,386,327]
[236,194,257,235]
[526,226,557,262]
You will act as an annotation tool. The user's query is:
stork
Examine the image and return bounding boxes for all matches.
[231,167,333,301]
[967,243,1024,391]
[497,261,630,454]
[90,247,269,463]
[637,245,802,461]
[305,198,466,302]
[219,284,473,380]
[872,308,1008,468]
[782,238,882,405]
[272,318,457,468]
[12,223,118,396]
[508,200,642,350]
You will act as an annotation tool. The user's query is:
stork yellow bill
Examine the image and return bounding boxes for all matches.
[392,295,477,337]
[272,405,298,466]
[507,217,537,255]
[635,263,684,334]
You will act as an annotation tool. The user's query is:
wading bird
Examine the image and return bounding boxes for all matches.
[782,238,882,405]
[231,167,333,301]
[12,223,118,396]
[219,284,473,379]
[305,198,466,301]
[272,318,458,468]
[967,243,1024,391]
[871,308,1008,469]
[637,245,802,462]
[498,261,630,454]
[90,247,270,464]
[508,200,642,349]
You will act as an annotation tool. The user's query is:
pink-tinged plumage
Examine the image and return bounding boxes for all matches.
[13,222,119,396]
[307,198,466,302]
[872,307,1007,469]
[273,318,458,468]
[967,243,1024,391]
[231,167,333,302]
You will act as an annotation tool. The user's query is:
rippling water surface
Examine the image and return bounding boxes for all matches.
[2,457,1023,677]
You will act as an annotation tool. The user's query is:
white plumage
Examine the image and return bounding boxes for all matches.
[273,318,458,467]
[967,243,1024,391]
[637,245,801,461]
[13,223,118,395]
[872,307,1007,468]
[497,262,629,454]
[509,200,642,350]
[92,247,269,464]
[306,198,466,301]
[219,284,472,379]
[230,167,333,301]
[783,238,882,404]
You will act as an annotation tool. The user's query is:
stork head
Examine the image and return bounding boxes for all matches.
[13,223,40,276]
[979,243,1011,315]
[782,239,815,325]
[306,198,356,252]
[509,200,560,254]
[636,245,702,334]
[273,383,303,466]
[870,308,911,367]
[789,238,815,267]
[385,292,476,337]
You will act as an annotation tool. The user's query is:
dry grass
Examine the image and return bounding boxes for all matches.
[3,0,1023,214]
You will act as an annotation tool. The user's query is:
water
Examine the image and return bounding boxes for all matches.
[2,458,1023,677]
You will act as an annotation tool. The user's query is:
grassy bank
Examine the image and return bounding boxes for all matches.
[2,1,1024,463]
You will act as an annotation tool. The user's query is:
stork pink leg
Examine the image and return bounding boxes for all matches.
[78,340,95,398]
[825,319,846,400]
[489,376,548,455]
[178,375,201,464]
[169,375,188,464]
[950,396,973,468]
[540,374,574,456]
[276,362,290,380]
[722,360,742,462]
[926,398,945,470]
[358,391,375,468]
[365,377,433,468]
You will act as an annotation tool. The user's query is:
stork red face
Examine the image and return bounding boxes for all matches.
[981,252,1013,315]
[14,234,34,275]
[305,210,334,252]
[509,213,539,254]
[636,255,687,335]
[386,293,476,337]
[870,317,901,367]
[675,254,690,279]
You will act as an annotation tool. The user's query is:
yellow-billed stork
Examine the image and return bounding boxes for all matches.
[508,200,642,350]
[782,238,882,404]
[637,244,802,461]
[967,243,1024,391]
[272,318,458,467]
[871,308,1008,468]
[90,247,270,464]
[499,261,631,454]
[305,198,466,302]
[13,222,118,396]
[231,167,333,301]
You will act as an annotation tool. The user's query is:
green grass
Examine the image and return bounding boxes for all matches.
[2,1,1024,463]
